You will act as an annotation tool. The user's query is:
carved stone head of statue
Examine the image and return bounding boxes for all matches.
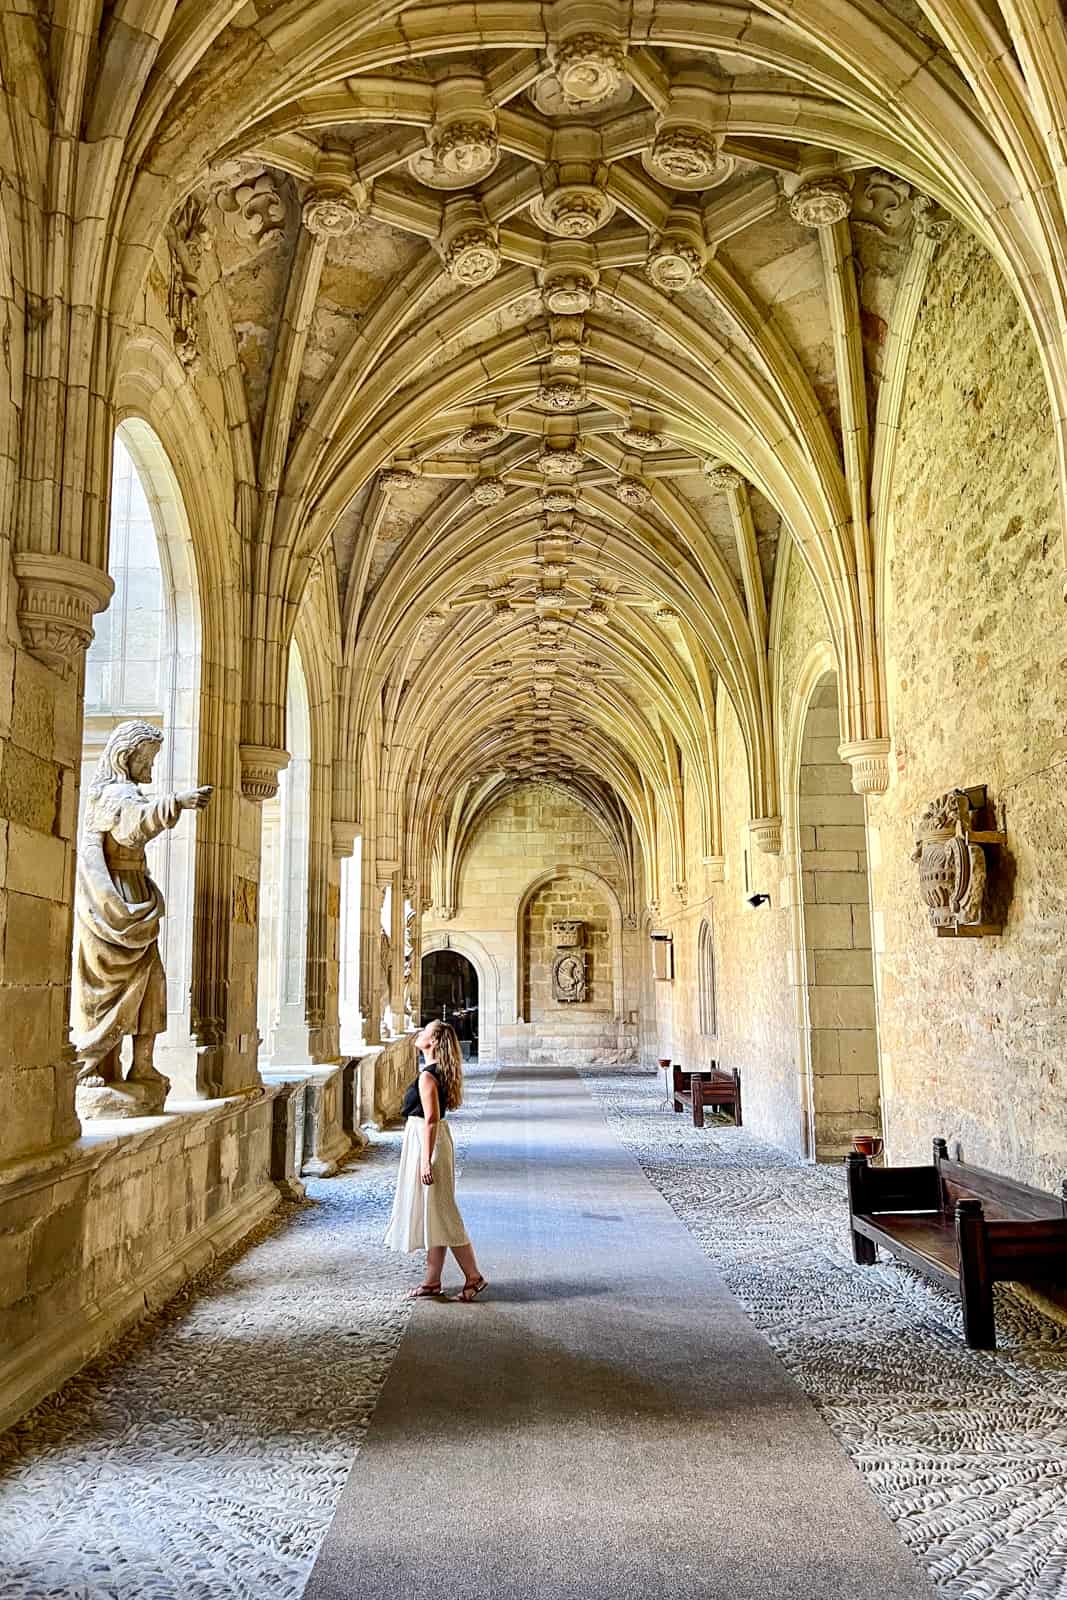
[90,719,165,797]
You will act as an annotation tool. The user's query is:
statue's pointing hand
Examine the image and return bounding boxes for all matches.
[178,785,213,811]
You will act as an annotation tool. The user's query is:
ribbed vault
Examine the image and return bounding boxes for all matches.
[10,0,1067,913]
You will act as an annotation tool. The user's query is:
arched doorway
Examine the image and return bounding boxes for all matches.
[794,669,881,1162]
[421,950,479,1059]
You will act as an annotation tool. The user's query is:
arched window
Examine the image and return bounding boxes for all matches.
[698,918,717,1038]
[258,642,311,1064]
[81,422,201,1088]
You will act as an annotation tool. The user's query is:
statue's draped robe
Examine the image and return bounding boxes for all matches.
[73,781,182,1065]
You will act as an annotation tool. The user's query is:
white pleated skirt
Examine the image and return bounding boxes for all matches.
[383,1117,470,1253]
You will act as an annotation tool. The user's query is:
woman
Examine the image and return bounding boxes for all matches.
[383,1019,488,1302]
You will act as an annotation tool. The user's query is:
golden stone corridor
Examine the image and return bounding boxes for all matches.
[0,0,1066,1591]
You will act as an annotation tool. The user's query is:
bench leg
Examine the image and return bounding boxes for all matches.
[691,1079,705,1128]
[851,1228,877,1266]
[956,1199,996,1349]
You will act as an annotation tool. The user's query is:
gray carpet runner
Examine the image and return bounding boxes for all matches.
[304,1063,935,1600]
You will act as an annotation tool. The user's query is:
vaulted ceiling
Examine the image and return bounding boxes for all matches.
[71,0,1063,895]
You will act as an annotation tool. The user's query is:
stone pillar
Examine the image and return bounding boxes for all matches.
[389,868,406,1031]
[337,827,364,1052]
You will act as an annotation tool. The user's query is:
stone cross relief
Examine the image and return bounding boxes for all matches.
[72,720,212,1119]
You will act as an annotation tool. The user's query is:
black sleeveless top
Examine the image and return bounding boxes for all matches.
[401,1063,447,1120]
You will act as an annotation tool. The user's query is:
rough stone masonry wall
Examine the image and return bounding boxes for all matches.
[867,229,1067,1190]
[422,784,640,1066]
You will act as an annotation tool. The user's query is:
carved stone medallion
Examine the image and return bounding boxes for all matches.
[552,951,587,1003]
[643,129,732,191]
[537,444,585,478]
[472,477,507,506]
[616,476,651,508]
[444,225,501,284]
[530,182,615,239]
[547,34,626,108]
[788,177,852,228]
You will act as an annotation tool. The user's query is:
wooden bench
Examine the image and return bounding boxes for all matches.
[847,1137,1067,1348]
[672,1064,742,1129]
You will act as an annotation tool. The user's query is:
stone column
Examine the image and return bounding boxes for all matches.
[335,825,363,1052]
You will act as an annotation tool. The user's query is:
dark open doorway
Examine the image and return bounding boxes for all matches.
[421,950,479,1059]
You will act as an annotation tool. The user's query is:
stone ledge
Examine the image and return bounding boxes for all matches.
[0,1162,279,1435]
[260,1061,362,1177]
[0,1086,281,1204]
[0,1088,281,1432]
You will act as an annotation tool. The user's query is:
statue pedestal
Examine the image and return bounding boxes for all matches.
[76,1075,170,1121]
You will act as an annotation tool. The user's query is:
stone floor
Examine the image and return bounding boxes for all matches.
[583,1071,1067,1600]
[0,1065,1064,1600]
[0,1066,497,1600]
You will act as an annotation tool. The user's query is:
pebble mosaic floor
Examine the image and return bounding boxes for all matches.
[1,1064,1065,1600]
[0,1063,497,1600]
[581,1070,1067,1600]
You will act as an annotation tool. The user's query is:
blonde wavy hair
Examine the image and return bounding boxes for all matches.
[424,1020,464,1110]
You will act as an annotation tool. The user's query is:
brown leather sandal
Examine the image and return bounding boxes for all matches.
[452,1276,488,1302]
[408,1282,442,1298]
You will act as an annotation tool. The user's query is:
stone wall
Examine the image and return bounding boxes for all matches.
[868,229,1067,1190]
[0,1089,280,1432]
[422,784,640,1067]
[524,872,618,1066]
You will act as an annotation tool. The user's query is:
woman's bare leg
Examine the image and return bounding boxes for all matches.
[450,1242,482,1281]
[425,1245,446,1283]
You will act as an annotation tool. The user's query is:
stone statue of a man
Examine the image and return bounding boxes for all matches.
[72,720,212,1118]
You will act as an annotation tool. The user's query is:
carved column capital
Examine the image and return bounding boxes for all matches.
[239,743,290,802]
[331,820,361,858]
[839,738,892,795]
[703,854,725,882]
[704,462,744,494]
[748,815,782,855]
[13,552,115,677]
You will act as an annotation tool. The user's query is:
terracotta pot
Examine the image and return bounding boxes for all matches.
[852,1133,884,1159]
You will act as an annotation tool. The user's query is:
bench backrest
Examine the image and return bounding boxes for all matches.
[937,1156,1066,1222]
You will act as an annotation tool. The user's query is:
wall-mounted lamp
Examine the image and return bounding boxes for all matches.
[746,892,771,908]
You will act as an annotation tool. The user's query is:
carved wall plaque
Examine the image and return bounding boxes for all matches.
[911,786,1006,937]
[552,918,582,948]
[553,951,587,1003]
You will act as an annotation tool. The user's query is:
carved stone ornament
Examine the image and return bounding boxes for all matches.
[302,188,363,238]
[705,462,744,493]
[852,169,912,237]
[553,951,588,1003]
[749,815,782,855]
[548,33,626,107]
[73,722,213,1119]
[217,170,287,245]
[552,918,583,948]
[618,425,662,453]
[459,421,506,450]
[655,603,679,622]
[239,743,291,802]
[444,225,501,285]
[174,196,211,266]
[541,270,596,314]
[644,128,732,191]
[537,377,586,410]
[912,193,954,246]
[410,120,499,189]
[472,476,507,506]
[541,487,577,512]
[789,177,852,228]
[379,465,420,493]
[910,786,1006,937]
[647,237,704,292]
[167,248,201,373]
[616,475,651,508]
[530,182,615,239]
[13,552,115,677]
[537,444,585,477]
[839,737,891,796]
